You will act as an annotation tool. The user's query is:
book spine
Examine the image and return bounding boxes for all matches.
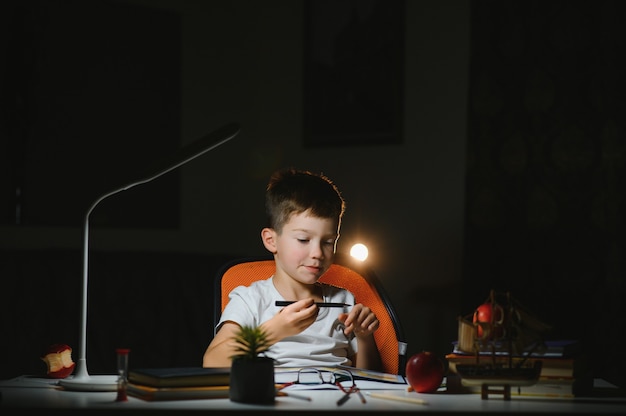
[446,373,592,397]
[446,356,576,379]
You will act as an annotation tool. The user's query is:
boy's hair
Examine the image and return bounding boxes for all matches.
[265,167,345,233]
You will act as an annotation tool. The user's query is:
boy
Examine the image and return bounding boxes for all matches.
[203,168,382,371]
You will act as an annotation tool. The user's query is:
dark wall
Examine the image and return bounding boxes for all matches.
[1,249,238,379]
[0,0,188,380]
[1,0,181,229]
[463,0,626,386]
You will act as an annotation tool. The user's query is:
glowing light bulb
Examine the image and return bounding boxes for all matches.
[350,243,368,261]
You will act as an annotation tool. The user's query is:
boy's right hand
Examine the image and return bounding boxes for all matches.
[265,299,319,341]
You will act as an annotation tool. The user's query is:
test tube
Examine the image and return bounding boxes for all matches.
[116,348,131,402]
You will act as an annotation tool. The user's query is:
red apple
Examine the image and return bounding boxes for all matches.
[472,302,504,339]
[41,343,75,379]
[405,351,444,393]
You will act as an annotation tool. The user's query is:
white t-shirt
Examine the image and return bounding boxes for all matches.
[217,276,358,367]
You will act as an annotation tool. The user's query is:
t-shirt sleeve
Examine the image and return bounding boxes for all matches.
[216,280,276,332]
[216,285,258,331]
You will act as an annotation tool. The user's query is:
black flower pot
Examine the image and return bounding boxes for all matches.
[229,357,275,404]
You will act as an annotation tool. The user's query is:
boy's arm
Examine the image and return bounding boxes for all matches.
[202,321,241,367]
[354,334,383,371]
[340,304,383,371]
[203,300,320,367]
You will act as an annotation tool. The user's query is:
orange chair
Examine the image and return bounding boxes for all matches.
[213,253,408,375]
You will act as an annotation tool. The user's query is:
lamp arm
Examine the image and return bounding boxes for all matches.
[71,122,240,382]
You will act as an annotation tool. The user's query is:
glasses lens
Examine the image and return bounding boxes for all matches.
[332,370,355,389]
[297,369,324,384]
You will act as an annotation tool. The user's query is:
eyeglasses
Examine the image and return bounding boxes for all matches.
[281,368,366,405]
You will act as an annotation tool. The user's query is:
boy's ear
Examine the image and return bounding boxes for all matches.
[261,228,277,254]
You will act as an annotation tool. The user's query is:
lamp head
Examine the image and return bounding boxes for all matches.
[350,243,369,261]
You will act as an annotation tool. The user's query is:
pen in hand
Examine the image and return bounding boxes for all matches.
[275,301,351,308]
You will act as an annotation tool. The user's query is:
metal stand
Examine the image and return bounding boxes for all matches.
[481,384,511,400]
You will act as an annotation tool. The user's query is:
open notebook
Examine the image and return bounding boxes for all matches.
[275,366,407,391]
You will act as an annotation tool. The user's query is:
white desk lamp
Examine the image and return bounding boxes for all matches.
[59,122,240,391]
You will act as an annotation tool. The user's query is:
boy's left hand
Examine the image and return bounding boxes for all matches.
[339,304,379,338]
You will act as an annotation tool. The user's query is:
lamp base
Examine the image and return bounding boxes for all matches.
[59,374,118,391]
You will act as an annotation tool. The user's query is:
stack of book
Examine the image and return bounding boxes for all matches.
[445,340,592,398]
[126,367,231,401]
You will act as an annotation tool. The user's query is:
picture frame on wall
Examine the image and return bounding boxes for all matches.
[303,0,405,147]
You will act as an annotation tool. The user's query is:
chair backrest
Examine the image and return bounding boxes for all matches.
[213,253,408,375]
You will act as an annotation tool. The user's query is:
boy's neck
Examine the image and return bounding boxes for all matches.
[272,274,323,301]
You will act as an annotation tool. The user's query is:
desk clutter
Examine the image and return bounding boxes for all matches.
[124,365,408,402]
[0,360,626,416]
[3,374,626,414]
[445,290,593,399]
[445,343,590,398]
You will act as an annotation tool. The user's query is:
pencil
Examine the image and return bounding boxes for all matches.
[276,391,312,401]
[275,301,351,307]
[365,392,428,405]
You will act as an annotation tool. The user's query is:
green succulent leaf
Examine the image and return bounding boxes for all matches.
[230,325,272,360]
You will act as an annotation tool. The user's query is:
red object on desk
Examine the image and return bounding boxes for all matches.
[405,351,445,393]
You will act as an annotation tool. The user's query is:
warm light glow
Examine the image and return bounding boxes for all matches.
[350,243,369,261]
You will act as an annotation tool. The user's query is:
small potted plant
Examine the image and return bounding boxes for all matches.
[229,325,275,404]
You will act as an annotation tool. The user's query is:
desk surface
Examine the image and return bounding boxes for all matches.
[1,376,625,416]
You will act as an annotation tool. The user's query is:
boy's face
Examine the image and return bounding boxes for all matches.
[272,210,339,284]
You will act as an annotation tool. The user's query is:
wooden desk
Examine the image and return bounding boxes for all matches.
[1,376,625,415]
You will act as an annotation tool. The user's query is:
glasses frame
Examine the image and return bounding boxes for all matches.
[284,368,366,405]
